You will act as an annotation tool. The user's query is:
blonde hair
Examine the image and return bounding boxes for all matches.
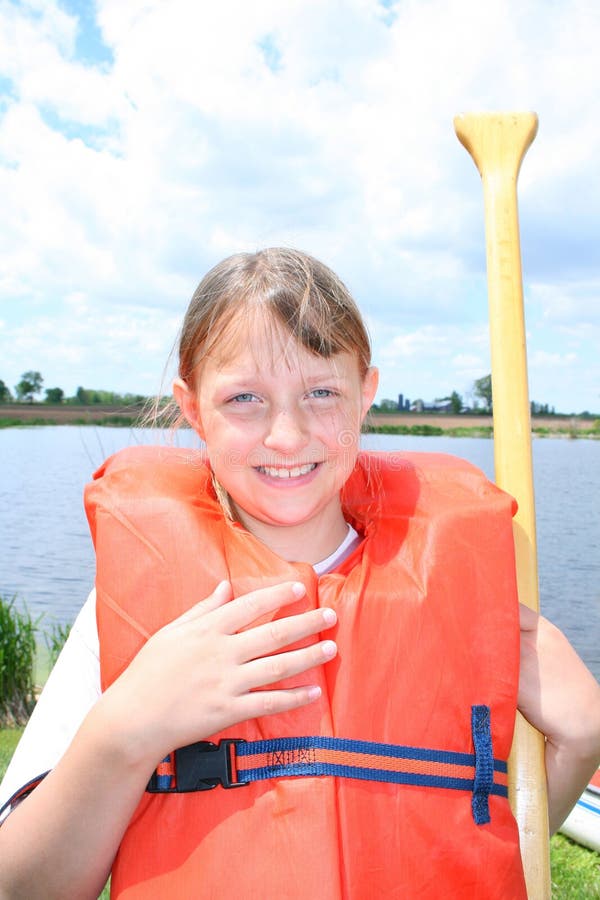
[180,247,370,382]
[146,247,371,429]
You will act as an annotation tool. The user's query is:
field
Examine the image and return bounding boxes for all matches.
[367,412,598,435]
[0,403,145,426]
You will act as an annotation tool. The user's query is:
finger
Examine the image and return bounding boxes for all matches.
[171,581,233,626]
[239,639,337,691]
[237,684,323,720]
[234,607,336,662]
[216,581,307,633]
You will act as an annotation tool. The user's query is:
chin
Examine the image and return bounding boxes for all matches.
[245,503,322,529]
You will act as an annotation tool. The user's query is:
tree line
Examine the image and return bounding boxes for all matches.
[0,371,147,406]
[372,374,557,416]
[1,370,557,416]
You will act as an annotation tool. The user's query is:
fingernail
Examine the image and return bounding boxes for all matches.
[322,608,336,626]
[307,686,322,700]
[322,640,337,659]
[292,582,306,598]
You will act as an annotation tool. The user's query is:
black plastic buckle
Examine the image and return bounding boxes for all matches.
[146,739,247,793]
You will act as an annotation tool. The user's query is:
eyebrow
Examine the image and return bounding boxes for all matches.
[213,365,350,383]
[301,372,351,385]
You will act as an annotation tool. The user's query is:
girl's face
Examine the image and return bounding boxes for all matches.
[174,322,378,557]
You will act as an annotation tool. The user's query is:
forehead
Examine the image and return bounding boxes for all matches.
[201,307,359,381]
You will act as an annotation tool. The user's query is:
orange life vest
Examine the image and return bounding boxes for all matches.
[85,446,526,899]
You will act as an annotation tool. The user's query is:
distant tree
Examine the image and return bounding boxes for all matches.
[436,391,463,414]
[449,391,463,414]
[15,371,44,403]
[531,401,552,416]
[0,379,12,403]
[378,398,399,412]
[72,387,148,405]
[44,387,65,404]
[530,400,550,416]
[473,374,492,412]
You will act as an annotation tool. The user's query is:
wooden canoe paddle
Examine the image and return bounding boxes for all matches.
[453,112,551,898]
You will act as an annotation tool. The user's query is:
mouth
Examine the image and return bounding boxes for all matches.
[255,462,318,479]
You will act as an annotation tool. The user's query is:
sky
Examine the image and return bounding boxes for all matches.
[0,0,599,414]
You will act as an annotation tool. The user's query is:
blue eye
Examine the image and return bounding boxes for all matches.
[231,393,259,403]
[308,388,335,399]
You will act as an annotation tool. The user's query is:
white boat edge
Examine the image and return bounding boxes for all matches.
[559,787,600,854]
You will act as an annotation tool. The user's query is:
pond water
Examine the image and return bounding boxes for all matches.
[1,426,598,679]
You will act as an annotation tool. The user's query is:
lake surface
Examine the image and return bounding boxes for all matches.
[1,426,599,679]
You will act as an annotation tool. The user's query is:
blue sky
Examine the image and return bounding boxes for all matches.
[0,0,599,413]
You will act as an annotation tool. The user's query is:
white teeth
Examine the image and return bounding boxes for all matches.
[258,463,317,479]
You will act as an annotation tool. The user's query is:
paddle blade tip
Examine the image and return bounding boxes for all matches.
[454,111,538,175]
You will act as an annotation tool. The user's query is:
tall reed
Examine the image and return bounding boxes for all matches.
[44,620,72,668]
[0,595,39,726]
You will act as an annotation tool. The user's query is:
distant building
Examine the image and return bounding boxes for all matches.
[410,398,453,414]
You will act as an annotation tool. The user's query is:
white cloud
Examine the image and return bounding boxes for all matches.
[528,281,600,325]
[1,299,182,396]
[372,322,490,403]
[530,350,578,368]
[452,353,485,370]
[0,0,599,412]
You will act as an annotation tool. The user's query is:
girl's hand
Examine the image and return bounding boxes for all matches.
[102,580,337,766]
[517,603,600,831]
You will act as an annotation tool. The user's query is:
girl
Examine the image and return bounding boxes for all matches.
[1,248,599,898]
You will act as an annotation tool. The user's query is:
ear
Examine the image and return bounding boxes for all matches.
[173,377,205,439]
[360,366,379,422]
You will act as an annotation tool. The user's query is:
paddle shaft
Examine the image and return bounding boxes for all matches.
[454,112,550,899]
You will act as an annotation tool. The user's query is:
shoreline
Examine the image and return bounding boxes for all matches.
[1,405,598,438]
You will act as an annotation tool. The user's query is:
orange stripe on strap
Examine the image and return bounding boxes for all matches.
[238,748,481,783]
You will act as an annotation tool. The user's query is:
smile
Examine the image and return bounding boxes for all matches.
[256,463,317,479]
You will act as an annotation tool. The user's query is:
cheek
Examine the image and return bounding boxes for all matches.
[325,410,362,478]
[325,429,360,477]
[204,422,261,474]
[326,406,362,450]
[209,446,247,477]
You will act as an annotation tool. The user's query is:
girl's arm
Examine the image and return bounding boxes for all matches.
[0,580,337,899]
[517,604,600,834]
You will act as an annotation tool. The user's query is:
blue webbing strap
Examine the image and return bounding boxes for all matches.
[148,705,507,826]
[471,704,495,824]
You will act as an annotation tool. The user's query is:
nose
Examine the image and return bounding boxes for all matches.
[263,406,309,454]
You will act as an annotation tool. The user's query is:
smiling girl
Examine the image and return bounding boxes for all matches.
[1,248,599,898]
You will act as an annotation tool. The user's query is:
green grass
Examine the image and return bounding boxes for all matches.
[1,596,76,724]
[551,834,600,898]
[364,423,446,436]
[0,726,23,775]
[0,415,137,428]
[446,425,494,438]
[0,596,39,726]
[68,416,136,427]
[365,422,600,440]
[44,621,73,670]
[0,417,61,428]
